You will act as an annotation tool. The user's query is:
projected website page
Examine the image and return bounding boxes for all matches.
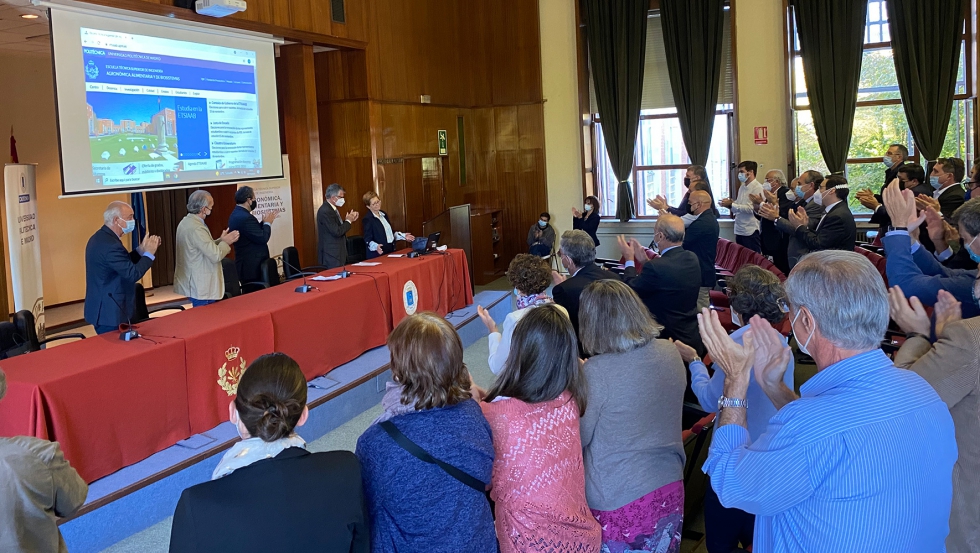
[81,28,262,187]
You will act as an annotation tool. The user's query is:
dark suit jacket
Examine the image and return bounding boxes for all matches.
[552,263,619,338]
[775,198,825,269]
[169,448,369,553]
[362,210,397,259]
[84,226,153,327]
[572,214,600,247]
[228,205,271,284]
[683,210,719,288]
[623,247,704,354]
[317,202,352,268]
[793,200,856,254]
[937,184,966,218]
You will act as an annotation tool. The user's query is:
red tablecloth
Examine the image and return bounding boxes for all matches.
[348,249,473,326]
[138,306,276,435]
[0,334,189,483]
[0,249,471,483]
[215,274,390,381]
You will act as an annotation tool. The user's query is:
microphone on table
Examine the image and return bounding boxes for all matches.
[108,292,140,341]
[338,263,351,278]
[279,258,317,293]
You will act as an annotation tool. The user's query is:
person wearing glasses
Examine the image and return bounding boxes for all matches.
[672,265,793,553]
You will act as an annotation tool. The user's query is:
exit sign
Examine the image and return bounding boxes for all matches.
[754,126,768,145]
[437,130,448,155]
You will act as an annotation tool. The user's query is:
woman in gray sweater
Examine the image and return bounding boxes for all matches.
[578,279,686,553]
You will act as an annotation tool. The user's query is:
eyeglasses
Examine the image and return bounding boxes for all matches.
[777,298,791,314]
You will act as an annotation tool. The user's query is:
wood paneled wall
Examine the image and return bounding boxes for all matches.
[316,0,548,267]
[118,0,549,272]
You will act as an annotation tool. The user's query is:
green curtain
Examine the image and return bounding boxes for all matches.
[886,0,964,162]
[584,0,648,222]
[660,0,725,166]
[792,0,868,173]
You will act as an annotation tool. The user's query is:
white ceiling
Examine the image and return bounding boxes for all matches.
[0,0,51,54]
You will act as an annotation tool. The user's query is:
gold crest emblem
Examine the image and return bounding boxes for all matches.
[217,345,247,396]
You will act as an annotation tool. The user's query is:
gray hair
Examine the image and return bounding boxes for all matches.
[325,183,344,199]
[952,198,980,238]
[186,190,213,214]
[767,170,787,186]
[559,230,596,268]
[785,250,888,350]
[655,213,685,243]
[103,201,130,226]
[800,170,824,186]
[579,280,660,355]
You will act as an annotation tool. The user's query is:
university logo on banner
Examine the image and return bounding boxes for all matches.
[217,345,247,396]
[4,164,44,339]
[403,280,419,315]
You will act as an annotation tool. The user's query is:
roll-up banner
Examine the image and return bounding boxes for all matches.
[4,164,44,339]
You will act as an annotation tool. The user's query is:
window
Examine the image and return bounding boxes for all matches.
[589,9,735,218]
[791,0,974,214]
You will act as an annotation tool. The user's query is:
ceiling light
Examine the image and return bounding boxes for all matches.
[21,14,40,19]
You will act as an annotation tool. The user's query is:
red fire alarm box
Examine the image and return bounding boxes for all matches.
[754,126,768,145]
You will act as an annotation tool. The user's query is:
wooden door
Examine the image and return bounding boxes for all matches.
[421,157,445,223]
[145,188,190,287]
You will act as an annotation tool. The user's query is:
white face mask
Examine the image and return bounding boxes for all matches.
[785,190,797,202]
[792,308,815,356]
[335,197,346,207]
[731,309,742,327]
[812,191,824,206]
[762,182,773,192]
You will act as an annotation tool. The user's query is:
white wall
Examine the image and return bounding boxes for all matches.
[539,0,584,240]
[0,50,127,308]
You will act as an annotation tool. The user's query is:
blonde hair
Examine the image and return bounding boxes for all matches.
[579,280,661,355]
[363,191,380,206]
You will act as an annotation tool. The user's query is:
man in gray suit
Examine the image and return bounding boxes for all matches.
[317,183,359,268]
[760,170,825,270]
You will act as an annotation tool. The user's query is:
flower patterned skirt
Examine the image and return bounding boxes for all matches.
[590,480,684,553]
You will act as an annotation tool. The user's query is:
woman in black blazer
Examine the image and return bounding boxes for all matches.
[361,192,416,259]
[169,354,369,553]
[573,195,601,246]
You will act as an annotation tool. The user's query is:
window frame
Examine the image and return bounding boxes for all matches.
[787,0,976,191]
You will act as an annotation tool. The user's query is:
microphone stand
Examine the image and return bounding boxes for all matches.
[108,292,139,341]
[280,258,317,293]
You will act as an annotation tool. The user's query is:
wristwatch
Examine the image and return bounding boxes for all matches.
[888,226,908,232]
[717,396,747,410]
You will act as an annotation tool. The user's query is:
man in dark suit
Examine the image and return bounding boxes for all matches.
[317,183,359,269]
[619,215,704,354]
[883,143,910,188]
[84,201,161,334]
[228,186,278,284]
[551,229,619,339]
[683,190,719,310]
[916,158,974,269]
[755,169,795,273]
[783,174,856,255]
[762,170,825,270]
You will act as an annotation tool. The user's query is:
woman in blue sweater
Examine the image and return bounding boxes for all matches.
[356,312,496,552]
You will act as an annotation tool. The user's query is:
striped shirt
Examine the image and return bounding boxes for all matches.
[704,349,957,553]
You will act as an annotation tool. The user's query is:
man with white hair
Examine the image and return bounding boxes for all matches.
[754,169,793,273]
[174,190,239,307]
[698,250,956,553]
[84,201,161,334]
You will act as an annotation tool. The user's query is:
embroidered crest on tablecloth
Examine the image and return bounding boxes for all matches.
[217,345,247,396]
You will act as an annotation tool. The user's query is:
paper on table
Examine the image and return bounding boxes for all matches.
[387,254,406,258]
[353,262,382,266]
[311,275,343,281]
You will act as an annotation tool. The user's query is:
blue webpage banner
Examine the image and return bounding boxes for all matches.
[82,48,256,94]
[174,98,209,160]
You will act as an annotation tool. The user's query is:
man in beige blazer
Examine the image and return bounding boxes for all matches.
[890,286,980,553]
[174,190,239,307]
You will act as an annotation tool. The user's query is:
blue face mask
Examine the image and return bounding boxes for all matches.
[966,235,980,264]
[120,218,136,235]
[737,173,748,184]
[931,176,942,189]
[883,156,895,168]
[795,185,804,198]
[538,220,547,228]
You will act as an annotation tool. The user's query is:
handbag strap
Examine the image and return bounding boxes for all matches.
[379,420,486,493]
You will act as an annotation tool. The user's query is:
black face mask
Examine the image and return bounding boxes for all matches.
[683,177,691,188]
[248,199,257,211]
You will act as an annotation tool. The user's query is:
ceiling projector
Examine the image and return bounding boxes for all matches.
[195,0,246,17]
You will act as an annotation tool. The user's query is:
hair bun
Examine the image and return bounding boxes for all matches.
[250,394,301,441]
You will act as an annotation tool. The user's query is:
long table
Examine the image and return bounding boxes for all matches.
[0,249,472,483]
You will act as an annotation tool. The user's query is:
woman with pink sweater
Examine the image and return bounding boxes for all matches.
[481,303,601,553]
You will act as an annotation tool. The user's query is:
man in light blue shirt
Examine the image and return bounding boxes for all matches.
[699,250,956,553]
